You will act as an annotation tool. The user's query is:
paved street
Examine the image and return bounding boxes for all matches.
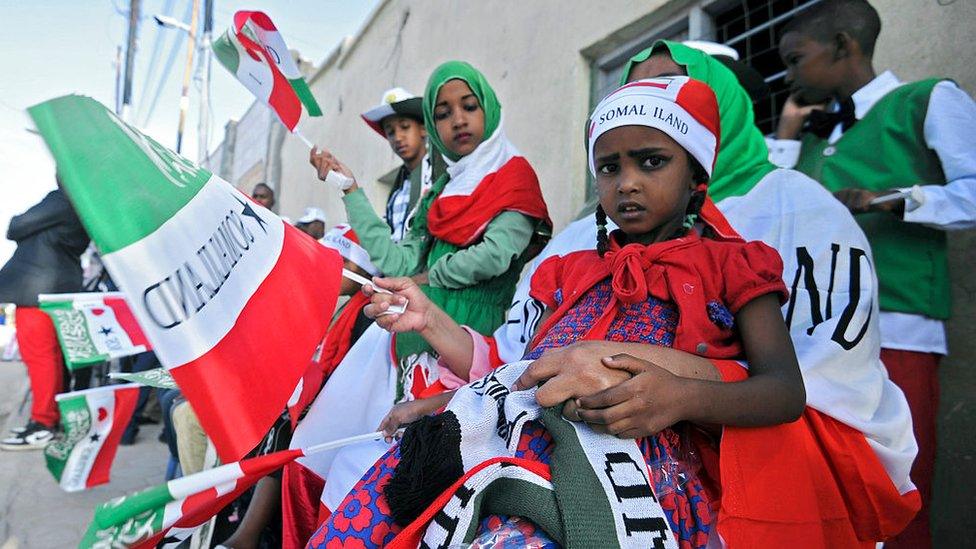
[0,362,168,549]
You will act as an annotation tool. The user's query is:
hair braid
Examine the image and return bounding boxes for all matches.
[596,204,610,257]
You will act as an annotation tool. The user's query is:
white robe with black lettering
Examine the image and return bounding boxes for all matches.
[494,168,917,496]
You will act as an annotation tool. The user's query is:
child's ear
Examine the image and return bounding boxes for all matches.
[833,31,856,60]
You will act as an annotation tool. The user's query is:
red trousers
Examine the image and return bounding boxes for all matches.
[880,348,940,549]
[14,307,64,427]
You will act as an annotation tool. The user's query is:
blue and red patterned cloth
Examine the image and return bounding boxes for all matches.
[308,275,714,549]
[307,420,711,549]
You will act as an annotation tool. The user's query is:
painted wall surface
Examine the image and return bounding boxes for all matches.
[230,101,272,192]
[214,0,975,542]
[275,0,667,230]
[871,0,976,543]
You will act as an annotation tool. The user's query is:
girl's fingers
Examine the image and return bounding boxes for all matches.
[512,357,561,392]
[601,354,650,375]
[531,375,578,407]
[375,314,399,329]
[576,380,633,410]
[577,399,638,426]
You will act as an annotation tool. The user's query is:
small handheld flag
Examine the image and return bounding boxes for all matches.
[212,10,353,187]
[212,11,320,135]
[80,431,387,548]
[109,367,178,389]
[39,292,150,370]
[45,384,141,492]
[29,95,344,462]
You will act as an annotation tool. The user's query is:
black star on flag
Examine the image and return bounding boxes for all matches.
[236,196,268,235]
[98,326,113,336]
[89,433,101,443]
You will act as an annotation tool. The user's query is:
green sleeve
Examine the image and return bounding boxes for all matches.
[428,211,536,289]
[342,188,427,277]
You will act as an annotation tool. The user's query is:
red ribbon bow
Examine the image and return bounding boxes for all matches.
[605,243,664,305]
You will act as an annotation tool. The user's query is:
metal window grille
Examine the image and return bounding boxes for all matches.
[712,0,822,134]
[593,0,822,135]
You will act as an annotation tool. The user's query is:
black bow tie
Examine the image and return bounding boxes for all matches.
[805,98,857,139]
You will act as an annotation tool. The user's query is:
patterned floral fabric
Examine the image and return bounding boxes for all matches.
[470,515,559,548]
[524,279,678,360]
[307,279,711,549]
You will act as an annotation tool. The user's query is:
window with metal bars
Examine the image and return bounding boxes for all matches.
[712,0,822,134]
[591,0,822,135]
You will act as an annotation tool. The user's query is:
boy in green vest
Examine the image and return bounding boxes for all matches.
[360,87,438,242]
[770,1,976,546]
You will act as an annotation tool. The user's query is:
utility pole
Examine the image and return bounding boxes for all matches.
[114,46,123,115]
[196,0,214,164]
[175,0,200,154]
[121,0,141,122]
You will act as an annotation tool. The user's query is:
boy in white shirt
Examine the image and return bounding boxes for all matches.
[769,1,976,546]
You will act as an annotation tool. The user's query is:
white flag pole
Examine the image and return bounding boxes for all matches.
[294,128,356,190]
[341,268,407,314]
[293,129,315,150]
[867,190,911,206]
[302,430,392,455]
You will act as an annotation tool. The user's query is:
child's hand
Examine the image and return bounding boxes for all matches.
[775,94,826,140]
[363,276,432,333]
[377,398,443,442]
[575,354,692,439]
[309,147,359,194]
[833,188,904,214]
[514,341,632,406]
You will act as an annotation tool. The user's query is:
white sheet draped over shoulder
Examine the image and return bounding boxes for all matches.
[494,168,917,495]
[289,323,396,511]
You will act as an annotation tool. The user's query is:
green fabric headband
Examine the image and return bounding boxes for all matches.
[423,61,501,162]
[619,40,775,201]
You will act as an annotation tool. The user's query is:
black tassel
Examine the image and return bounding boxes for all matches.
[386,412,464,526]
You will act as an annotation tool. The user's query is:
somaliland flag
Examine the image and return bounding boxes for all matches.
[81,448,303,549]
[44,384,140,492]
[80,432,381,548]
[212,10,321,132]
[29,95,343,462]
[39,292,149,370]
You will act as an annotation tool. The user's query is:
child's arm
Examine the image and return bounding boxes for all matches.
[835,82,976,229]
[309,147,427,277]
[365,277,475,377]
[576,293,805,438]
[377,392,455,442]
[427,212,537,289]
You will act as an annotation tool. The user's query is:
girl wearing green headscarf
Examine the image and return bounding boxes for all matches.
[311,61,551,400]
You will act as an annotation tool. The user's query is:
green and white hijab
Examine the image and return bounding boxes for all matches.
[621,40,776,202]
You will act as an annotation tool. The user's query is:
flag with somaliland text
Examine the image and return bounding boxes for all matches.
[28,95,344,462]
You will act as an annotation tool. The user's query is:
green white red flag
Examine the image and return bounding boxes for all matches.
[39,292,150,370]
[212,10,322,132]
[29,95,344,462]
[110,367,178,389]
[44,384,140,492]
[80,432,383,548]
[81,448,304,548]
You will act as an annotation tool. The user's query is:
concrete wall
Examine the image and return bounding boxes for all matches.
[229,101,273,192]
[871,0,976,542]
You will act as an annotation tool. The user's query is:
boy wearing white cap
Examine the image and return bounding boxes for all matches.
[361,87,442,242]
